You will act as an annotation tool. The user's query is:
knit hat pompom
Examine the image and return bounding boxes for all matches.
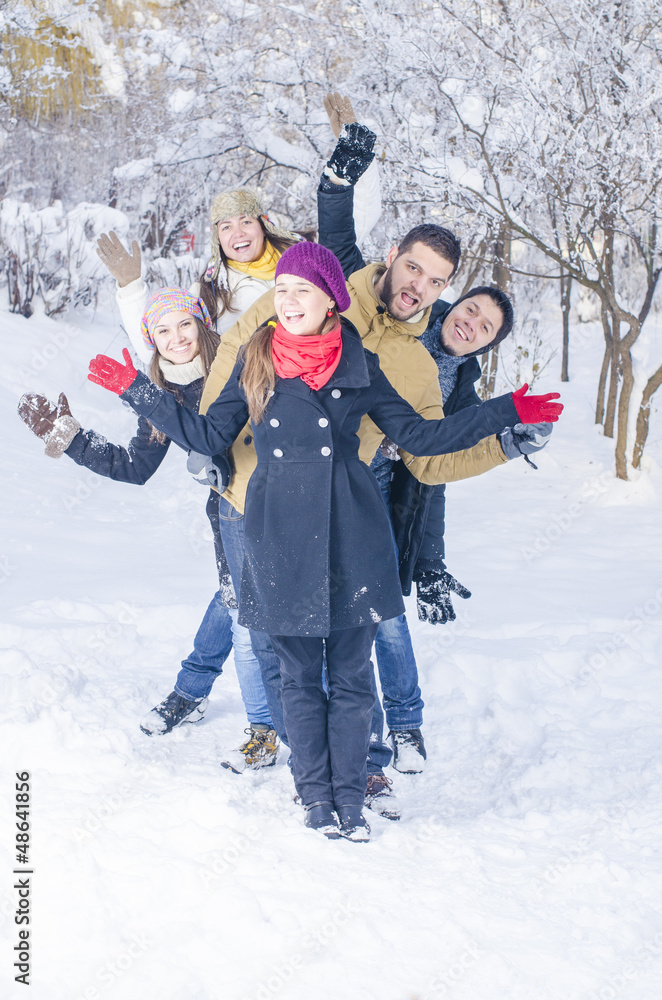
[275,242,351,312]
[206,187,301,285]
[141,287,213,350]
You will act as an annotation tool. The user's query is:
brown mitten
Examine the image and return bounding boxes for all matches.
[18,392,81,458]
[96,231,141,287]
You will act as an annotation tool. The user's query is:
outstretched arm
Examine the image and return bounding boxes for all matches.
[366,364,561,472]
[88,350,250,457]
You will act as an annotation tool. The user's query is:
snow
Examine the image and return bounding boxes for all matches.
[1,304,662,999]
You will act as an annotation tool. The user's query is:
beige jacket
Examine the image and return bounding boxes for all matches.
[200,263,507,513]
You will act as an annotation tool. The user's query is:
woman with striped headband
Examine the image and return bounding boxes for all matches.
[18,288,280,769]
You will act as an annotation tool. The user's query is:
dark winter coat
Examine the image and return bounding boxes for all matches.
[391,347,483,595]
[121,320,518,636]
[64,377,233,597]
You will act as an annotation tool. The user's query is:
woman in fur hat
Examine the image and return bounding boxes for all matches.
[96,189,305,364]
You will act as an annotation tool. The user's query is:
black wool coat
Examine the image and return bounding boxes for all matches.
[122,322,518,636]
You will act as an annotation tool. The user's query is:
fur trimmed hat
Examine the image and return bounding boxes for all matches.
[275,242,351,312]
[206,188,300,285]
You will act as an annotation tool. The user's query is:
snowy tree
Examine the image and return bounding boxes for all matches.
[360,0,662,478]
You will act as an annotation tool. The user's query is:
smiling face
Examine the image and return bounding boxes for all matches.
[375,241,454,321]
[274,274,334,336]
[151,310,200,364]
[217,215,266,262]
[440,294,503,356]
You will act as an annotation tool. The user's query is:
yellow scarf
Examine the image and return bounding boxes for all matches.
[227,241,280,279]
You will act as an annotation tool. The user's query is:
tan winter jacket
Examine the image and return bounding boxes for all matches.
[200,263,507,514]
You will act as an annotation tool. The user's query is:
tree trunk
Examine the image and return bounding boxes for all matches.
[485,343,500,397]
[560,269,571,382]
[492,225,512,292]
[615,341,636,480]
[603,315,620,439]
[478,353,489,399]
[595,302,612,425]
[632,363,662,469]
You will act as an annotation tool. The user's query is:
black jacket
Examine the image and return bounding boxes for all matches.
[390,352,483,595]
[65,378,234,599]
[121,321,517,636]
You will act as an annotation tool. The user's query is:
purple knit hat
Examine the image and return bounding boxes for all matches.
[275,242,351,312]
[141,287,213,350]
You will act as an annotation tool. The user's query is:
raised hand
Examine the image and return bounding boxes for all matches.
[323,92,358,138]
[96,231,141,287]
[88,348,138,395]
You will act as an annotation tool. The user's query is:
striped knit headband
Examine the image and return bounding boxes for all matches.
[141,288,213,350]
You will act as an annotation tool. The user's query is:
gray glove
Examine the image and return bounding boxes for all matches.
[499,422,552,468]
[186,451,229,491]
[18,392,81,458]
[96,231,141,287]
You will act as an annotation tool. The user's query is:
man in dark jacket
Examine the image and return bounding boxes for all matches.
[317,99,550,811]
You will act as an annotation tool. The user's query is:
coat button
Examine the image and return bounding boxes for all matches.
[273,449,283,458]
[244,435,252,445]
[321,447,331,456]
[331,389,341,398]
[269,418,280,427]
[318,417,329,427]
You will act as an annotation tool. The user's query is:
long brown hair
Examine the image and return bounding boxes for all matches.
[239,307,340,424]
[147,316,219,443]
[198,221,311,325]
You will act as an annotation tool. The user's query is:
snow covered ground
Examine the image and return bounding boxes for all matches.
[1,300,661,1000]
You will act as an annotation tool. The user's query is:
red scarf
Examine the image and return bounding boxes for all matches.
[271,321,343,390]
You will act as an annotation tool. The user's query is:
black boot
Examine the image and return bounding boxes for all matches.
[304,801,341,840]
[336,804,371,842]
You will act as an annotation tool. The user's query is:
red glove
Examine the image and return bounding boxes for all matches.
[88,348,138,395]
[512,384,563,423]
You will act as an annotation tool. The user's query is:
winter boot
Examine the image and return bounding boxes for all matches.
[304,801,341,840]
[365,772,401,821]
[337,804,371,842]
[389,728,427,774]
[140,691,208,736]
[221,724,279,773]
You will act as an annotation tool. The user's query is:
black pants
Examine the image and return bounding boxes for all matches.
[270,624,378,808]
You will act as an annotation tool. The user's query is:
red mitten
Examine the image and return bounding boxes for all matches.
[88,348,138,395]
[512,384,563,423]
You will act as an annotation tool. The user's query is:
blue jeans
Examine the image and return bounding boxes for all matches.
[371,484,424,734]
[174,592,272,727]
[217,496,276,729]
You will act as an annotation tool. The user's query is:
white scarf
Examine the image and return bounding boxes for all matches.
[157,354,206,387]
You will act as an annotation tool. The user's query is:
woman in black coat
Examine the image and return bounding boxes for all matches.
[88,244,562,842]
